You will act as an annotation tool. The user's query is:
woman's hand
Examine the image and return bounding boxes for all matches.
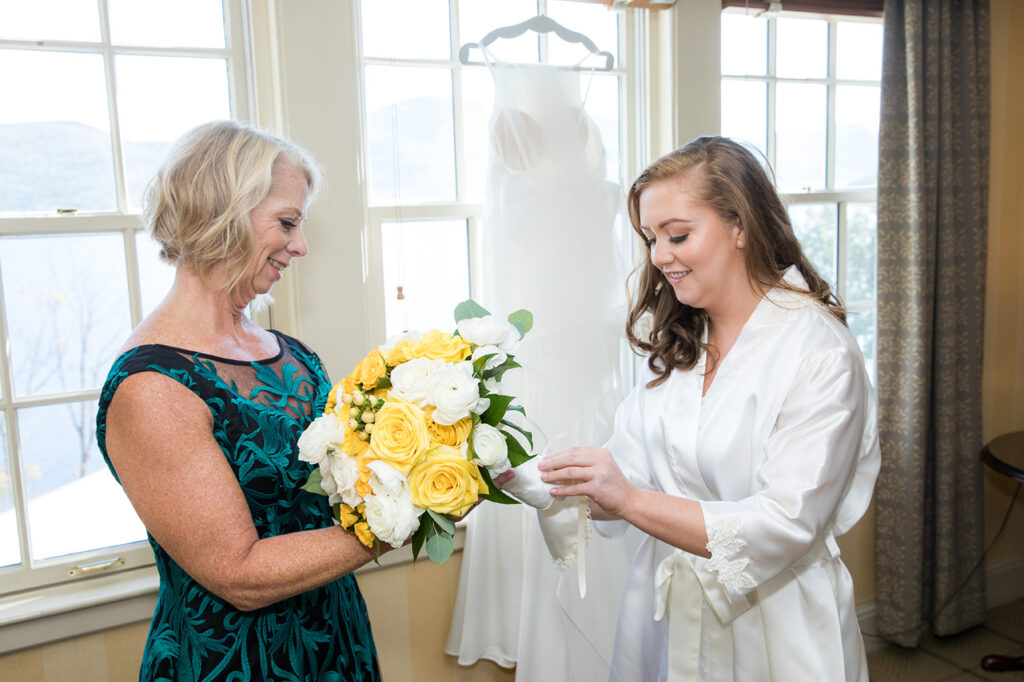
[538,447,640,520]
[492,469,516,489]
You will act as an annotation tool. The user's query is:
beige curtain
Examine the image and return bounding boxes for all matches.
[875,0,990,647]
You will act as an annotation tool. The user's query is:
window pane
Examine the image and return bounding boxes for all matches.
[836,21,883,81]
[721,12,767,76]
[459,0,539,64]
[777,17,827,79]
[361,0,451,60]
[0,50,116,214]
[19,400,146,561]
[849,304,876,383]
[845,202,877,304]
[461,67,495,203]
[584,73,621,183]
[721,79,767,156]
[835,85,880,189]
[0,233,131,397]
[775,82,826,191]
[136,231,176,317]
[115,55,231,211]
[382,220,470,339]
[548,0,619,69]
[365,65,456,204]
[789,203,837,288]
[0,0,100,42]
[108,0,225,48]
[0,419,18,568]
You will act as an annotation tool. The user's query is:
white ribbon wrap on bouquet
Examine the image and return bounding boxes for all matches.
[494,457,592,598]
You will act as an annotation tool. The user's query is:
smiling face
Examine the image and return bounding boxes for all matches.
[235,158,310,304]
[638,170,750,318]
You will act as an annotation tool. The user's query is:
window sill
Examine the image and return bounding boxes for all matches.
[0,526,465,655]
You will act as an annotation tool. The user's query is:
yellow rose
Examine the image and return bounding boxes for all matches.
[426,416,473,448]
[342,425,370,457]
[355,455,373,498]
[368,398,431,474]
[325,381,344,415]
[353,522,375,548]
[407,444,488,517]
[335,503,360,529]
[351,350,388,390]
[414,330,471,363]
[383,339,418,366]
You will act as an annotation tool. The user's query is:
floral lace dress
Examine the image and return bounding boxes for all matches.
[96,331,380,682]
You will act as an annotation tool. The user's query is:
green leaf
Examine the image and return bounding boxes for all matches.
[505,403,525,415]
[479,466,521,504]
[504,431,532,468]
[427,509,456,535]
[500,419,534,448]
[454,299,491,324]
[473,353,498,376]
[483,356,521,382]
[300,468,328,496]
[507,309,533,338]
[410,518,430,561]
[480,394,515,426]
[425,524,455,563]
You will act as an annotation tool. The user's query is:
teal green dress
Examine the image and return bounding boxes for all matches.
[96,331,381,682]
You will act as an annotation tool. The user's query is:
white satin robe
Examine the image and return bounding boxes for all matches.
[594,269,880,682]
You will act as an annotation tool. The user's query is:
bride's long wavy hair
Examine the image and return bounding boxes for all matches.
[625,136,845,387]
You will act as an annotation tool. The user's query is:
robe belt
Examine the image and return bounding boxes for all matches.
[652,532,840,681]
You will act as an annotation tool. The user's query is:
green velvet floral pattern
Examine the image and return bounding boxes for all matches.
[96,331,380,681]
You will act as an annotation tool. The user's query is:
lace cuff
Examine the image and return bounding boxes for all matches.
[704,516,756,595]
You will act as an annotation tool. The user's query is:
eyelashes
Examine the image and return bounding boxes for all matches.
[644,234,688,248]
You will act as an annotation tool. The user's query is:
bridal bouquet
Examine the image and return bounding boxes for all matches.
[298,300,536,563]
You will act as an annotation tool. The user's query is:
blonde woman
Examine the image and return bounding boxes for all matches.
[97,121,381,681]
[539,137,880,681]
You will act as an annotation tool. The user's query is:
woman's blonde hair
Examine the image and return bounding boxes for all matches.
[143,120,322,291]
[625,136,845,387]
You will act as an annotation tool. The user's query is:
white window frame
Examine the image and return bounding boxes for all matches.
[721,8,882,377]
[356,0,647,345]
[0,0,253,613]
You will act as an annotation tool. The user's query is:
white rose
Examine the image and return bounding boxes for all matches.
[297,413,344,466]
[389,357,443,406]
[329,452,364,508]
[457,315,518,350]
[364,460,422,548]
[471,423,510,473]
[428,361,482,425]
[471,344,506,370]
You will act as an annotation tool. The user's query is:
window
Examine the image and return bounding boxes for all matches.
[0,0,249,598]
[357,0,634,341]
[720,8,882,380]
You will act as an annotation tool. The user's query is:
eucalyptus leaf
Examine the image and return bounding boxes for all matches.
[426,529,455,563]
[301,469,328,495]
[507,309,534,337]
[427,509,457,535]
[454,299,491,323]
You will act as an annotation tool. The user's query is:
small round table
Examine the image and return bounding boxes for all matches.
[980,431,1024,673]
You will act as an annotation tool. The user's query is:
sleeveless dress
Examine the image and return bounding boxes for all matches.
[96,330,380,682]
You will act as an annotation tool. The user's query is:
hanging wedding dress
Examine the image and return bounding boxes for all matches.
[445,56,642,681]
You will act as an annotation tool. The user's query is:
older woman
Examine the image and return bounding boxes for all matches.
[97,121,381,681]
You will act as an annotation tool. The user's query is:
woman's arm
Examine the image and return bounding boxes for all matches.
[539,447,710,558]
[105,371,381,611]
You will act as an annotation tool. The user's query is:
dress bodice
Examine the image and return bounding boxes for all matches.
[96,331,380,681]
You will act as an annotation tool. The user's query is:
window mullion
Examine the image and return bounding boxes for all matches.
[826,20,838,191]
[766,17,777,169]
[96,0,129,216]
[0,267,32,573]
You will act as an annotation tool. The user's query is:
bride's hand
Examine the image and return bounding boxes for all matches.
[491,470,515,489]
[538,447,639,520]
